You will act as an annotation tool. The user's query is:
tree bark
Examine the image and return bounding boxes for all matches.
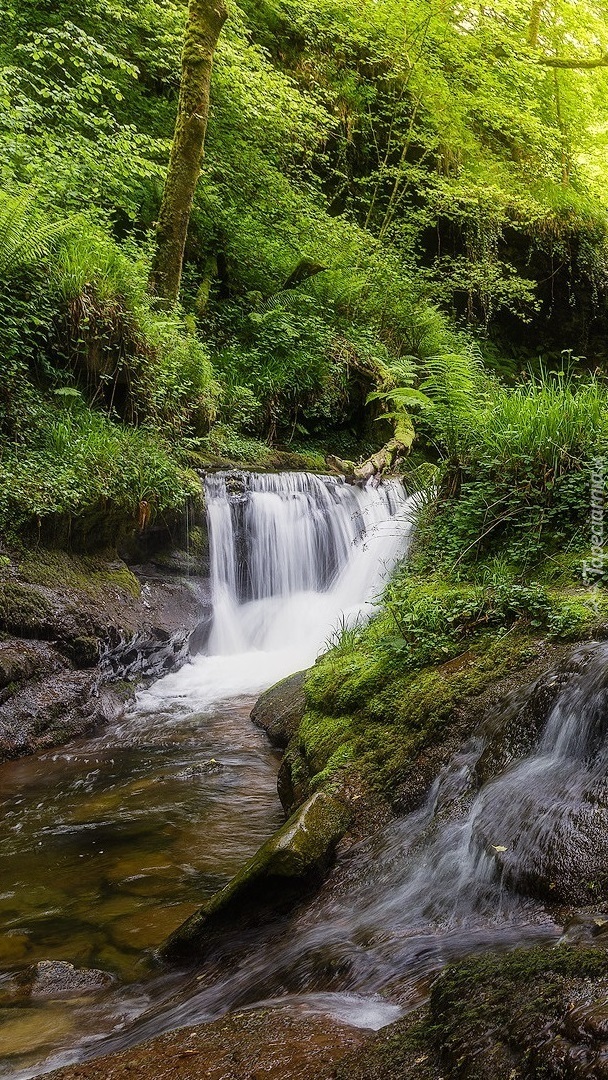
[149,0,227,304]
[527,1,545,48]
[536,53,608,69]
[326,418,414,485]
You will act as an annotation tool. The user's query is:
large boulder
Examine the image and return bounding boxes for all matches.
[251,669,308,749]
[0,550,208,763]
[161,791,351,961]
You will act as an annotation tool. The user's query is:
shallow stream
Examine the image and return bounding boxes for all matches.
[1,472,413,1075]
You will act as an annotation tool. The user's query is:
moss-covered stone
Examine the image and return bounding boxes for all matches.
[161,791,351,960]
[335,943,608,1080]
[250,669,308,748]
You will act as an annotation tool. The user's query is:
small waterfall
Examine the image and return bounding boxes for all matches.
[144,471,414,709]
[133,641,608,1033]
[206,471,410,659]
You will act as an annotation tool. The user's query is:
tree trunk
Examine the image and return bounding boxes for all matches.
[149,0,227,304]
[527,1,545,47]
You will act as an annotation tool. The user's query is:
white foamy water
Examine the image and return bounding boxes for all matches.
[139,472,415,712]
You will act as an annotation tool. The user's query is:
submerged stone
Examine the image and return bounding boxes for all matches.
[17,960,114,999]
[161,791,351,960]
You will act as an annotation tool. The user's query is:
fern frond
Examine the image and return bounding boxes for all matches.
[0,191,68,278]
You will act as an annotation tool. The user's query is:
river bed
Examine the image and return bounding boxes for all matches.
[0,689,283,1076]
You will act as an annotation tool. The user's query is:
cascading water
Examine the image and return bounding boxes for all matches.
[106,643,608,1052]
[144,471,414,710]
[6,473,608,1079]
[0,470,415,1079]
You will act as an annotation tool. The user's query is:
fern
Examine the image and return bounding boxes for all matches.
[0,191,67,278]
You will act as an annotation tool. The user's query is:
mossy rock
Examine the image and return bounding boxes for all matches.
[161,791,351,961]
[251,669,308,749]
[0,643,46,690]
[0,581,54,638]
[336,943,608,1080]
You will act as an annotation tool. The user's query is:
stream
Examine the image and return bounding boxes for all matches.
[3,471,604,1077]
[0,472,412,1076]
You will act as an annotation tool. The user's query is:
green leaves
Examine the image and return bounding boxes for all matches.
[0,190,68,277]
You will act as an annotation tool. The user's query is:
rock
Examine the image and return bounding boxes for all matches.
[474,666,573,787]
[187,613,213,656]
[251,669,308,749]
[161,791,351,960]
[558,911,608,946]
[0,549,209,764]
[41,1006,367,1080]
[0,668,127,762]
[17,960,114,999]
[477,779,608,905]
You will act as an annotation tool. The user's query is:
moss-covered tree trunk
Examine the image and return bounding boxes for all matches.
[149,0,227,304]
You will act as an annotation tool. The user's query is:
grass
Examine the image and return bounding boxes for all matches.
[0,404,200,542]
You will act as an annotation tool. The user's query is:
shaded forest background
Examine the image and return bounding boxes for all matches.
[1,0,608,538]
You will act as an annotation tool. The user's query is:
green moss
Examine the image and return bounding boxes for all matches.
[293,553,608,803]
[336,944,608,1080]
[0,580,53,636]
[16,549,140,600]
[428,944,608,1077]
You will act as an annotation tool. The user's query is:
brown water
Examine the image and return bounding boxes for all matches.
[0,692,282,1076]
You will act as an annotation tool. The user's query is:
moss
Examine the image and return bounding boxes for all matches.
[162,792,351,959]
[336,944,608,1080]
[15,549,140,600]
[292,556,608,806]
[297,619,545,804]
[0,580,54,636]
[428,944,608,1078]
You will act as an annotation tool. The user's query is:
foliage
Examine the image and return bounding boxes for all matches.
[414,370,608,570]
[2,0,608,540]
[0,403,198,537]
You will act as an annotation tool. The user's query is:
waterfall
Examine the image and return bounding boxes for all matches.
[132,641,608,1034]
[143,471,414,710]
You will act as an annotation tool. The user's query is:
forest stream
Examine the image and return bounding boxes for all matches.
[4,472,608,1078]
[0,472,411,1076]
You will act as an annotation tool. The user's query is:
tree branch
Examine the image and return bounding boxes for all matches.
[536,53,608,70]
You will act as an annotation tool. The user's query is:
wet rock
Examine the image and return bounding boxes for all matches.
[161,791,351,960]
[43,1007,366,1080]
[474,666,573,787]
[251,669,308,749]
[187,613,213,656]
[559,912,608,947]
[479,784,608,906]
[333,944,608,1080]
[0,550,209,763]
[17,960,114,999]
[0,667,128,762]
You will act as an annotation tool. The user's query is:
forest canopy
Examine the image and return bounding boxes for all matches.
[0,0,607,539]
